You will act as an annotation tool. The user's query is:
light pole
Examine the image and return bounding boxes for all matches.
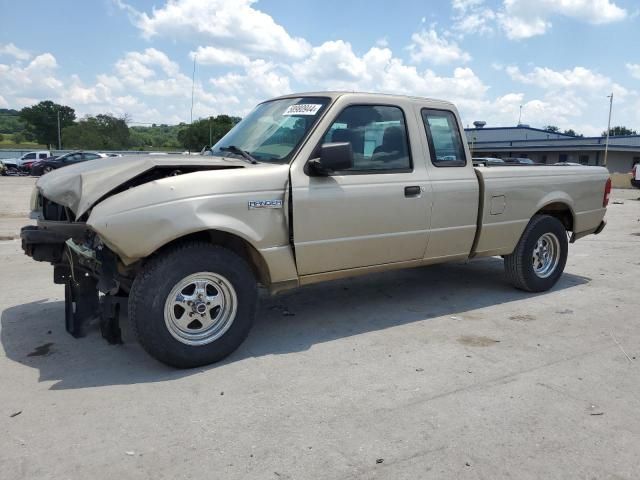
[604,93,613,167]
[517,105,523,125]
[190,54,196,125]
[57,110,61,150]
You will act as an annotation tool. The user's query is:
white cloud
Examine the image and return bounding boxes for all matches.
[292,41,487,105]
[499,0,627,39]
[190,46,252,67]
[452,0,496,36]
[210,60,291,103]
[118,0,311,59]
[627,63,640,80]
[0,42,31,61]
[0,53,63,107]
[0,94,8,108]
[408,29,471,65]
[506,65,611,90]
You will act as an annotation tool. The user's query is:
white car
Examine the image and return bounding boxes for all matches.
[1,151,52,173]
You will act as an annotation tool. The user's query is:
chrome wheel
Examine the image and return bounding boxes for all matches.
[164,272,237,346]
[532,232,560,278]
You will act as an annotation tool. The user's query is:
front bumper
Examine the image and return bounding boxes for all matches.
[21,222,90,263]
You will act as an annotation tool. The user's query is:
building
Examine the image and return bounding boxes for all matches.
[465,125,640,174]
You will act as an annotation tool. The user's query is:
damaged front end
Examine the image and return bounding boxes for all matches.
[21,195,131,343]
[21,155,247,344]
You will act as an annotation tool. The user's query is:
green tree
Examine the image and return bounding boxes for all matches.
[13,132,25,144]
[62,114,130,150]
[602,126,637,136]
[0,108,27,134]
[19,101,75,148]
[562,129,583,137]
[543,125,560,133]
[0,133,3,142]
[177,115,240,151]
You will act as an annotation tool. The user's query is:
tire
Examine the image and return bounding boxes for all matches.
[129,242,258,368]
[504,215,568,292]
[43,166,53,174]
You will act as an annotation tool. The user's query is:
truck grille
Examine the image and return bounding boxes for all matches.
[41,195,72,222]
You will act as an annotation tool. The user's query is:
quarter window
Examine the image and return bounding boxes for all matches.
[322,105,411,172]
[421,109,466,167]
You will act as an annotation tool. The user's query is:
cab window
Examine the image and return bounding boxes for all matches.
[421,109,466,167]
[322,105,411,172]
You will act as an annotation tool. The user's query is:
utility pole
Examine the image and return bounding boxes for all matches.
[604,93,613,167]
[209,116,213,147]
[190,54,196,124]
[57,110,61,150]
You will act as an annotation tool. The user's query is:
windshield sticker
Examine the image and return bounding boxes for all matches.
[282,104,323,116]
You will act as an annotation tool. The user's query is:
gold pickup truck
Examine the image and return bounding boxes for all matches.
[21,92,610,368]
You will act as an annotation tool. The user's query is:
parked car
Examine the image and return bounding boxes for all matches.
[554,162,583,166]
[30,151,107,176]
[504,157,537,165]
[21,92,610,368]
[1,150,51,173]
[473,157,505,166]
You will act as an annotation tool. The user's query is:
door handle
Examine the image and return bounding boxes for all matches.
[404,186,421,197]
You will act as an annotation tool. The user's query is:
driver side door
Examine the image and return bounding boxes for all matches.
[290,102,431,276]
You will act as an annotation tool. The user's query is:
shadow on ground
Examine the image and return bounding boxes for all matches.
[1,258,589,389]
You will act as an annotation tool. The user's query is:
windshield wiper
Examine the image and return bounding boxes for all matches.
[220,145,257,164]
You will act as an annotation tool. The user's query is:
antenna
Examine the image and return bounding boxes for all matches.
[190,54,197,124]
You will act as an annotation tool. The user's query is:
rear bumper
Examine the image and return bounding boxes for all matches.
[570,219,606,243]
[594,219,606,235]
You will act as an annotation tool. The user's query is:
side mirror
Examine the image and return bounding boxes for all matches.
[309,142,353,175]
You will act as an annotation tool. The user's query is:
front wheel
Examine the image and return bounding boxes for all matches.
[43,166,54,174]
[129,243,258,368]
[504,215,568,292]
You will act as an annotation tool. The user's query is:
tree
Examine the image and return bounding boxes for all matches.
[602,126,637,137]
[177,115,240,151]
[19,101,75,148]
[62,114,130,150]
[543,125,560,133]
[562,129,583,137]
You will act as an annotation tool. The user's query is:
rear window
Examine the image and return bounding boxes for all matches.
[421,109,467,167]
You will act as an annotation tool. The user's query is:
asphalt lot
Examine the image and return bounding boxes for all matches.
[1,176,639,479]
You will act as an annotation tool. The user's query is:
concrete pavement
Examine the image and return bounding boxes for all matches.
[1,177,639,479]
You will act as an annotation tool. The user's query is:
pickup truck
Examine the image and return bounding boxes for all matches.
[21,92,610,368]
[1,150,51,173]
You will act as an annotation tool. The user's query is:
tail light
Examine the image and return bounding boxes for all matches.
[603,177,612,207]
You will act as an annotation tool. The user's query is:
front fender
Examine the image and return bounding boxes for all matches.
[87,173,289,265]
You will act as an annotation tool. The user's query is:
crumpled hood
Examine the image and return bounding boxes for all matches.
[36,154,247,218]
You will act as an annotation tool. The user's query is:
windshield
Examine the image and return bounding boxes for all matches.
[211,96,330,163]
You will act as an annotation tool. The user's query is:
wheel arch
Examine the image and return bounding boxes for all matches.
[151,229,272,288]
[534,198,575,232]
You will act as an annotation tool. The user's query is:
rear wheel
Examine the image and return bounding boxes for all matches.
[43,166,53,174]
[504,215,568,292]
[129,243,258,368]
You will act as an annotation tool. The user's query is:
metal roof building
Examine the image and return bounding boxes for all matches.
[465,125,640,174]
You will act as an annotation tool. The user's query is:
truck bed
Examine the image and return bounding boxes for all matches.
[472,165,609,257]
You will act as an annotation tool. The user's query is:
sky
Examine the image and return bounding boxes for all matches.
[1,0,639,136]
